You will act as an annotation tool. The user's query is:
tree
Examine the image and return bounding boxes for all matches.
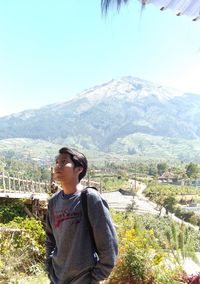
[157,162,168,176]
[148,164,157,176]
[163,196,177,215]
[186,162,200,179]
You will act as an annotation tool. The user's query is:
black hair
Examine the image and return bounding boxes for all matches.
[58,147,88,182]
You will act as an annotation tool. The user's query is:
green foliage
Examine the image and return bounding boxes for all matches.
[108,212,191,284]
[0,156,50,181]
[0,138,59,164]
[163,196,177,214]
[0,206,199,283]
[186,162,200,178]
[157,162,168,175]
[188,214,199,226]
[101,175,129,191]
[164,223,199,265]
[2,135,200,166]
[0,199,26,224]
[0,217,46,280]
[145,182,200,226]
[145,182,200,201]
[0,197,46,281]
[174,207,200,226]
[8,273,49,284]
[148,164,158,176]
[112,211,200,251]
[10,217,45,262]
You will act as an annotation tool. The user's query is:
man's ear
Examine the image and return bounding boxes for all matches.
[76,166,83,174]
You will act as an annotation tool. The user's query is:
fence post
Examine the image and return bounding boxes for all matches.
[22,180,25,192]
[100,176,102,194]
[2,172,6,192]
[18,178,21,192]
[31,181,34,192]
[44,182,48,193]
[13,176,16,191]
[8,177,11,192]
[27,181,31,192]
[87,171,90,187]
[37,181,40,193]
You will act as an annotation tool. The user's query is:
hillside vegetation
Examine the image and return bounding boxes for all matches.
[1,135,200,164]
[1,158,200,283]
[1,200,200,283]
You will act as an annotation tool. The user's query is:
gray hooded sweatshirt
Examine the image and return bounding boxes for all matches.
[45,187,118,284]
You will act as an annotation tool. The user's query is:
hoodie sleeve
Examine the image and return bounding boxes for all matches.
[45,203,56,273]
[86,189,118,282]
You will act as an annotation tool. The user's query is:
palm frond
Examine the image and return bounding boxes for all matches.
[101,0,130,14]
[101,0,200,21]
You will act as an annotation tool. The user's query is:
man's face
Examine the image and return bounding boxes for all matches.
[53,153,80,184]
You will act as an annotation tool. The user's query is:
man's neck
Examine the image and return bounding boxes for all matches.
[62,182,83,195]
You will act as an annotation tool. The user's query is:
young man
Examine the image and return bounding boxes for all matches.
[45,147,118,284]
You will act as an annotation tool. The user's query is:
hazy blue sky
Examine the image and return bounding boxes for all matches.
[0,0,200,116]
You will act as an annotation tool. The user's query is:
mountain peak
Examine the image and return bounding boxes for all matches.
[77,76,184,103]
[0,76,200,158]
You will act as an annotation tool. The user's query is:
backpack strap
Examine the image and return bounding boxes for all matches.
[81,188,98,253]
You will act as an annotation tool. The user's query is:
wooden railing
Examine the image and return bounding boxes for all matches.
[0,172,101,195]
[0,173,49,194]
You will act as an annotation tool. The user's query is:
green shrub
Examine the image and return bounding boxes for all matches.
[107,226,182,284]
[108,212,199,283]
[0,200,26,224]
[0,217,46,280]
